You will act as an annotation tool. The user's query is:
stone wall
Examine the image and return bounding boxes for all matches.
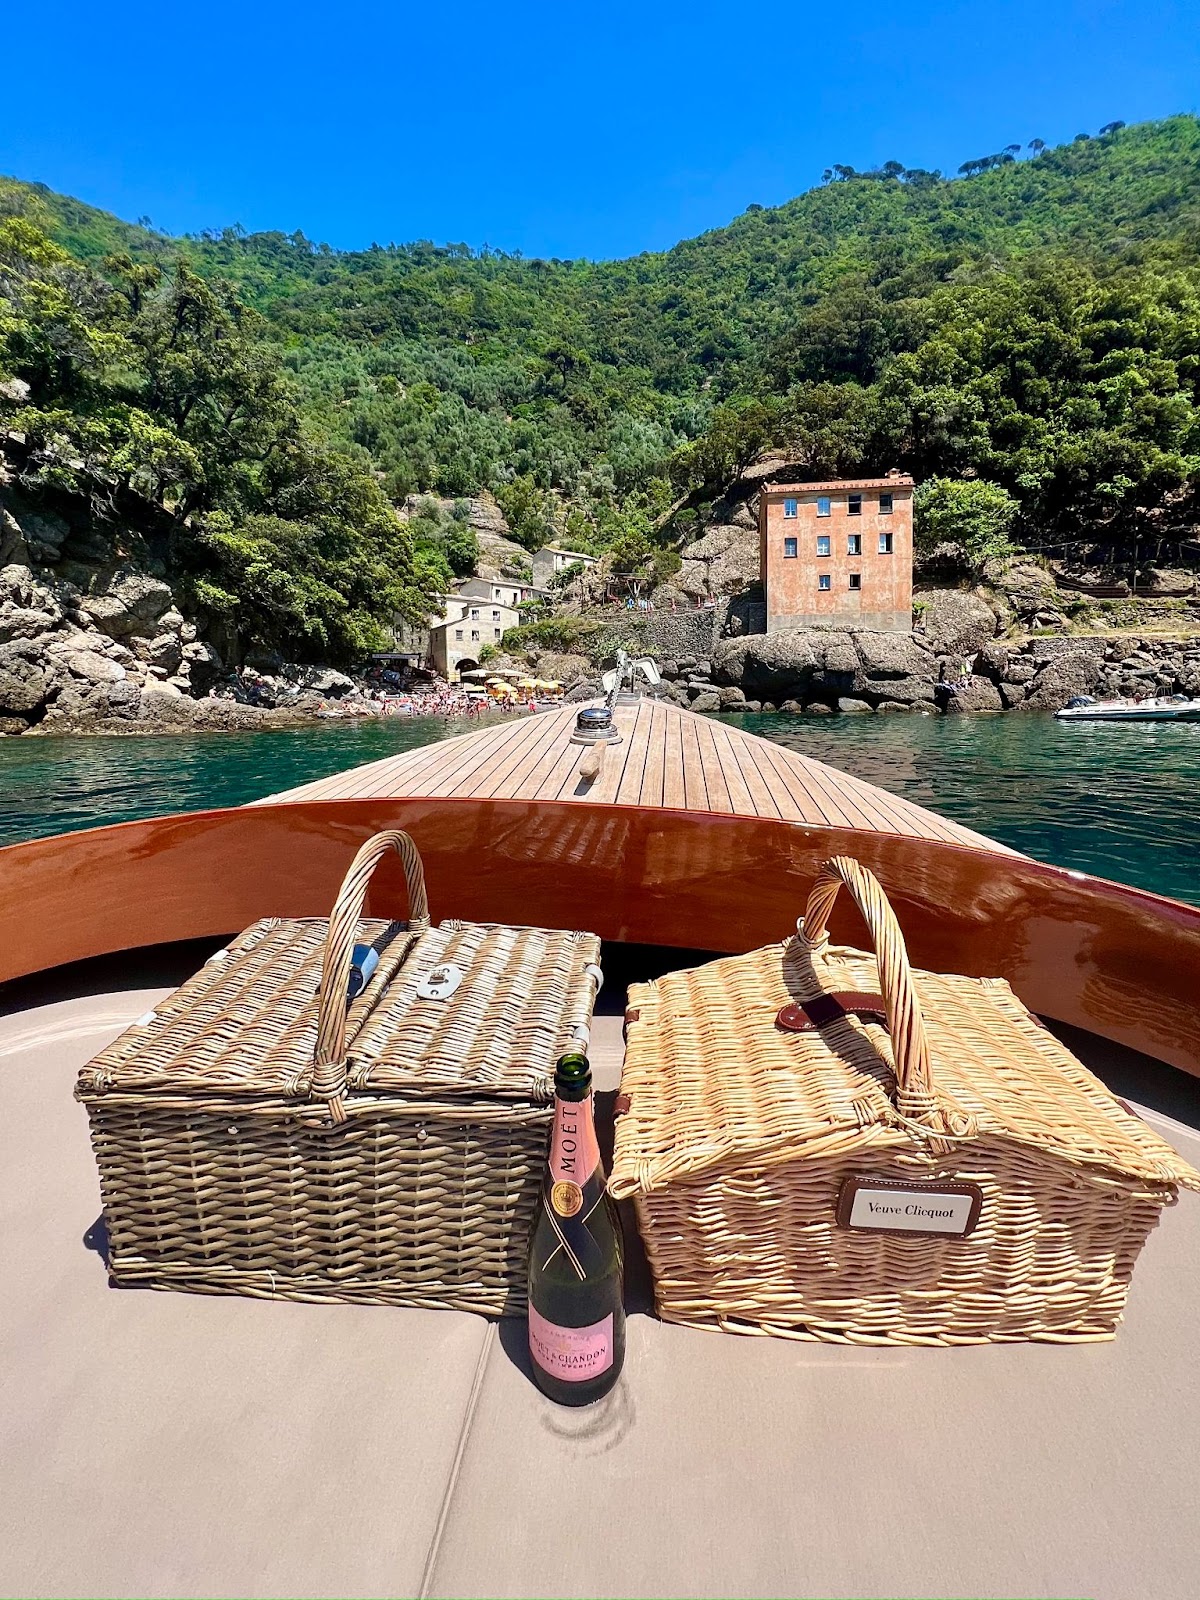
[654,626,1200,716]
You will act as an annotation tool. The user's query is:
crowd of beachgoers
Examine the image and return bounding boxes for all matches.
[313,686,545,720]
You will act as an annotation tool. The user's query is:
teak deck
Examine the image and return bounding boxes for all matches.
[262,698,1013,854]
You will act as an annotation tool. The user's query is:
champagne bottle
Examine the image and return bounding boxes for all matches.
[527,1052,625,1405]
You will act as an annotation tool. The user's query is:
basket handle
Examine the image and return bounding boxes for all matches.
[798,856,935,1122]
[312,830,430,1120]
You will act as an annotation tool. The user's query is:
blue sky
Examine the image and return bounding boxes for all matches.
[4,0,1198,259]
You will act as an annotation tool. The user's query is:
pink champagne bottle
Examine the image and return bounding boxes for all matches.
[527,1052,626,1405]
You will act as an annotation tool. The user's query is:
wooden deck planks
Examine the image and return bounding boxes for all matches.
[693,715,734,814]
[614,700,656,807]
[256,697,1015,855]
[660,704,687,811]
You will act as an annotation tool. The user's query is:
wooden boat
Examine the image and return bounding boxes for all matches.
[2,693,1198,1599]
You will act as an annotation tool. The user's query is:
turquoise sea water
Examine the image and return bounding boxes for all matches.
[1,711,1198,905]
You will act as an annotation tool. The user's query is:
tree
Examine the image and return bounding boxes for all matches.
[1028,138,1046,154]
[442,520,479,577]
[914,478,1018,569]
[1004,144,1022,158]
[1100,121,1126,136]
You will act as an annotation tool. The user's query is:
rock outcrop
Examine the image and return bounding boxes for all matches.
[649,627,1200,716]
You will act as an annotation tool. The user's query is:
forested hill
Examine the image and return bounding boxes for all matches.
[3,115,1200,660]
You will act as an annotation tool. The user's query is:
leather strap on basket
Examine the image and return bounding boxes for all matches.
[776,991,888,1032]
[312,831,430,1122]
[796,857,936,1127]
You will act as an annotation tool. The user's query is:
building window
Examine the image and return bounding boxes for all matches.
[471,630,479,641]
[494,628,502,639]
[783,498,798,518]
[492,609,500,620]
[848,494,862,516]
[818,574,831,591]
[849,573,862,590]
[816,535,831,557]
[879,493,893,514]
[470,608,479,620]
[783,537,797,558]
[847,534,862,555]
[879,532,894,554]
[455,629,463,641]
[817,496,831,517]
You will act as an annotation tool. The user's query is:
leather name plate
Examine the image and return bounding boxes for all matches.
[836,1175,984,1238]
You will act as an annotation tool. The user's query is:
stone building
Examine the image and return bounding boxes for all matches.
[758,474,914,633]
[429,596,521,680]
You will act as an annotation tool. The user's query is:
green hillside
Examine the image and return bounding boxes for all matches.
[3,115,1199,659]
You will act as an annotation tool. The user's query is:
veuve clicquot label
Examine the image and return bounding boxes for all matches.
[527,1053,625,1405]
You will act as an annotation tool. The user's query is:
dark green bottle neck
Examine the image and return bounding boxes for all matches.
[554,1051,592,1103]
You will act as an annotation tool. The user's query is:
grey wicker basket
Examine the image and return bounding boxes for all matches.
[77,831,602,1315]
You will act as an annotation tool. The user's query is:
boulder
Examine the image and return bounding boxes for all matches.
[58,647,127,685]
[999,681,1028,709]
[676,560,710,601]
[79,570,174,638]
[286,665,355,698]
[139,682,194,724]
[0,564,34,606]
[106,679,143,718]
[158,607,186,634]
[145,633,184,674]
[803,701,833,715]
[822,635,861,676]
[876,700,917,713]
[915,589,997,655]
[684,525,746,562]
[718,686,747,710]
[182,639,223,693]
[1002,659,1036,685]
[0,603,57,643]
[944,676,1003,713]
[0,642,50,715]
[713,630,822,695]
[780,699,805,714]
[1022,651,1104,711]
[862,674,935,706]
[14,506,70,563]
[837,698,874,714]
[975,641,1010,680]
[852,631,934,678]
[689,690,721,714]
[707,543,761,595]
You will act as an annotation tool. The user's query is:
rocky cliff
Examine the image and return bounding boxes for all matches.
[0,470,367,734]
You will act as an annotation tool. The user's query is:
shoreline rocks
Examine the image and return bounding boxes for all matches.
[655,627,1200,716]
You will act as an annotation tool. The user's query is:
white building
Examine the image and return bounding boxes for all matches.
[531,546,597,591]
[454,576,540,609]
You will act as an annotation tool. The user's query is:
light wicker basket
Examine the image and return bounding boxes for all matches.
[77,830,602,1316]
[610,855,1200,1345]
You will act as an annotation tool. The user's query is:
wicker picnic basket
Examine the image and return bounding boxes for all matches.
[76,830,602,1316]
[610,855,1200,1345]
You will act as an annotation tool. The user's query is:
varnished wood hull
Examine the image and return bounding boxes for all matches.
[1,796,1197,1076]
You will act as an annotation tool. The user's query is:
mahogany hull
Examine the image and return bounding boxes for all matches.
[0,797,1197,1075]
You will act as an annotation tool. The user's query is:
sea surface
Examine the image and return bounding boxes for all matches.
[1,711,1198,905]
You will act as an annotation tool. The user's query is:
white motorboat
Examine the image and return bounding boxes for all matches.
[1055,693,1200,722]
